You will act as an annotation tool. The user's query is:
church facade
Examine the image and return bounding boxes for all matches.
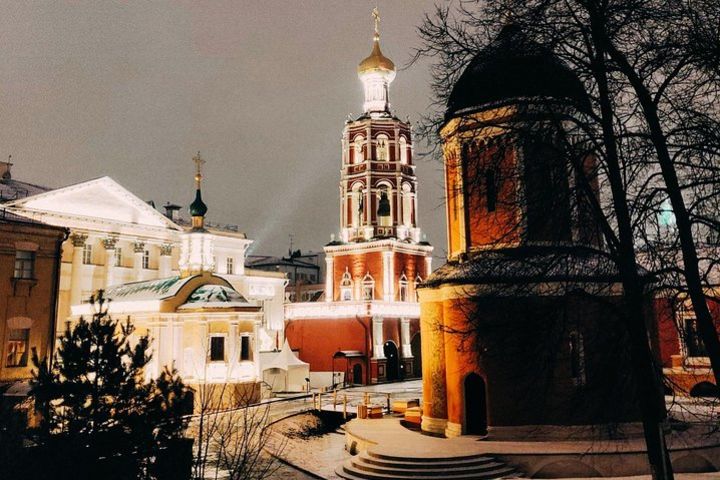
[419,24,644,438]
[285,15,433,387]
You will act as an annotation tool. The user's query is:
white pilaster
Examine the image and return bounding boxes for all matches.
[228,323,238,379]
[372,316,385,359]
[382,250,394,301]
[325,256,334,302]
[401,317,412,358]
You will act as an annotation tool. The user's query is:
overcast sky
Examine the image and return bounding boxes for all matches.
[0,0,448,258]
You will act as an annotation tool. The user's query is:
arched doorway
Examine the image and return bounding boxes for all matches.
[383,341,399,381]
[353,364,363,385]
[410,333,422,378]
[464,373,487,435]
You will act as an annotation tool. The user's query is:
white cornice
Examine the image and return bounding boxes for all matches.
[324,238,433,256]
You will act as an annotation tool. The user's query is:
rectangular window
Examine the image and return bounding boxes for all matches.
[240,335,251,361]
[226,257,234,275]
[142,250,150,269]
[114,248,122,267]
[6,329,29,367]
[13,251,35,279]
[685,319,707,357]
[209,336,225,362]
[341,288,352,301]
[82,244,93,265]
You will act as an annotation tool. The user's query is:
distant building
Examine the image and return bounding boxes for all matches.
[247,251,325,302]
[0,209,66,387]
[284,18,432,388]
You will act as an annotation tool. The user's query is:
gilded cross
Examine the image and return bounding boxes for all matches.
[372,7,380,35]
[193,151,205,186]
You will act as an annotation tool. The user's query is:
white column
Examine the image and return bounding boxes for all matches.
[228,323,238,380]
[325,256,334,302]
[159,243,173,278]
[372,316,385,359]
[401,318,412,358]
[382,251,394,301]
[69,233,87,306]
[132,241,145,279]
[102,237,117,288]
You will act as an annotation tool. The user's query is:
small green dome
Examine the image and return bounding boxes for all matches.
[189,189,208,217]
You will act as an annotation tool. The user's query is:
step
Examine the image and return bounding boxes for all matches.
[338,461,521,480]
[358,451,497,470]
[367,449,490,463]
[351,457,516,477]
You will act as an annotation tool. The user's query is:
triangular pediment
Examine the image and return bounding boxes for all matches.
[6,176,181,230]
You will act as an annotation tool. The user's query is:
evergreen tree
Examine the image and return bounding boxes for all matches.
[30,290,191,480]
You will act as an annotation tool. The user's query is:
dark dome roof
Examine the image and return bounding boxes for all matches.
[446,24,590,119]
[189,189,208,217]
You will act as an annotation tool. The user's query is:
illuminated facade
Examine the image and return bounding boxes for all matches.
[67,155,307,402]
[285,11,433,387]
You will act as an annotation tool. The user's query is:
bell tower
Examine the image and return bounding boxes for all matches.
[284,9,433,386]
[339,8,421,244]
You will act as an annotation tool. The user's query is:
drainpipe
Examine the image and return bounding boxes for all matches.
[48,228,69,371]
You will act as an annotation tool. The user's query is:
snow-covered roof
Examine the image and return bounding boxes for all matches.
[105,275,191,302]
[177,284,255,310]
[262,340,309,371]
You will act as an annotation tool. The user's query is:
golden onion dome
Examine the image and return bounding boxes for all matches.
[358,34,395,75]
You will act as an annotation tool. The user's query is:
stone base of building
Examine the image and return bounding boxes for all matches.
[189,380,261,413]
[444,421,463,438]
[420,415,447,436]
[346,417,720,478]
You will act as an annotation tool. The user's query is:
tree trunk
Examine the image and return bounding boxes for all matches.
[589,6,674,478]
[601,28,720,393]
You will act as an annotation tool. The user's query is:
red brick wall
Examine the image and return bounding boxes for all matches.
[285,317,370,372]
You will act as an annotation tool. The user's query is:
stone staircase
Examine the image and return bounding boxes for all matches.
[336,449,524,479]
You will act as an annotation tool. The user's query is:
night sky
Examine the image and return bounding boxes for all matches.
[0,1,446,259]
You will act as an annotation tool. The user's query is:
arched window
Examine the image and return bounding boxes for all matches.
[401,183,412,226]
[414,275,422,302]
[398,273,408,302]
[354,135,365,164]
[569,330,586,386]
[376,135,389,161]
[362,272,375,300]
[340,268,353,301]
[399,137,408,164]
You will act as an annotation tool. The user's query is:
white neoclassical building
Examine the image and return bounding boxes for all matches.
[5,161,304,395]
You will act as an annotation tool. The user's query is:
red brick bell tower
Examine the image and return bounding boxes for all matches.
[285,9,433,387]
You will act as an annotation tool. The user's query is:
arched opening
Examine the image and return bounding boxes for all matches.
[464,373,487,435]
[690,381,720,398]
[399,136,408,164]
[383,341,400,381]
[353,364,363,385]
[353,135,365,164]
[410,332,422,378]
[350,183,364,228]
[376,134,389,161]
